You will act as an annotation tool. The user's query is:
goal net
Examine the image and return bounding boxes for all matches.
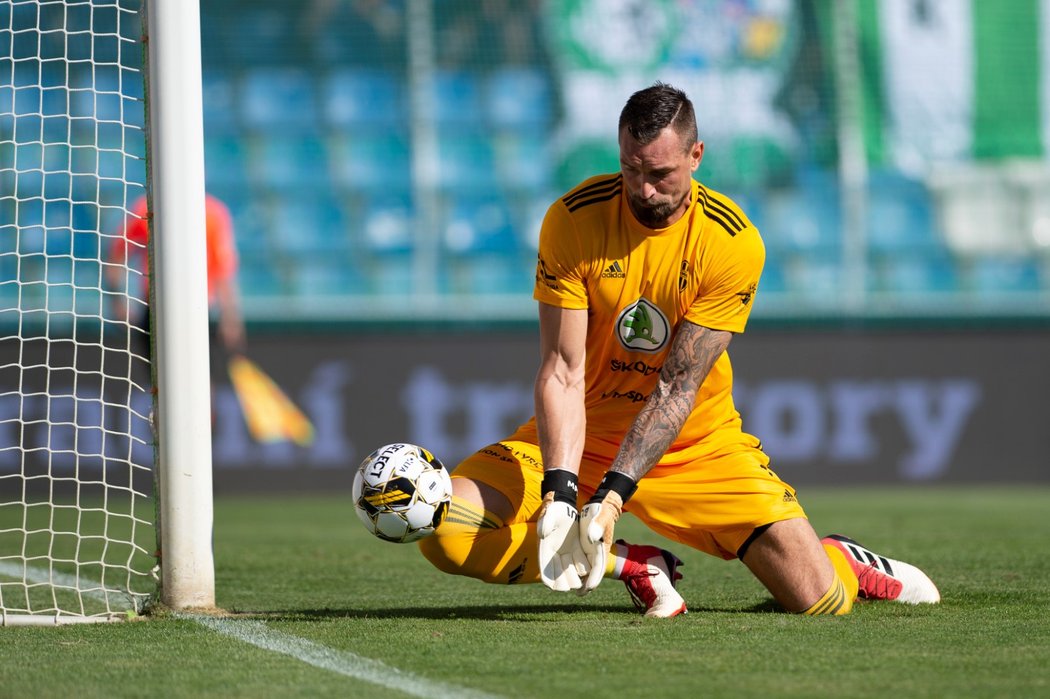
[0,0,156,624]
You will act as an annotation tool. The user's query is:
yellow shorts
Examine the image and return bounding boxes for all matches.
[452,440,808,560]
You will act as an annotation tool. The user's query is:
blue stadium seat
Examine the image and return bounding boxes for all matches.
[363,252,418,297]
[214,193,268,256]
[760,176,841,255]
[442,196,518,255]
[288,255,369,298]
[202,70,240,135]
[237,251,287,298]
[43,167,72,201]
[783,252,842,300]
[449,252,532,296]
[267,195,348,255]
[875,252,959,294]
[435,133,495,191]
[492,132,552,192]
[484,67,552,129]
[44,255,75,285]
[329,133,410,194]
[968,258,1042,294]
[322,69,405,130]
[240,68,320,132]
[225,9,300,67]
[866,171,939,252]
[431,71,484,127]
[360,195,414,254]
[757,257,788,294]
[204,136,249,189]
[248,135,330,191]
[66,66,144,129]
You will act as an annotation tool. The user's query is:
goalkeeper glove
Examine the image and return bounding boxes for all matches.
[537,469,588,592]
[579,471,638,593]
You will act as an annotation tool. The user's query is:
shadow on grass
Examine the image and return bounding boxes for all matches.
[223,599,784,621]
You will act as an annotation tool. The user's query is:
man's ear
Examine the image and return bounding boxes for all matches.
[691,141,704,172]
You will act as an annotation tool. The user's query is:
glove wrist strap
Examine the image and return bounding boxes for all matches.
[541,468,579,506]
[589,471,637,505]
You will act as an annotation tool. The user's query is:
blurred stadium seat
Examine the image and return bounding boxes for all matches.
[441,196,518,255]
[236,251,286,298]
[783,252,843,300]
[431,71,484,127]
[288,255,369,298]
[448,252,532,296]
[484,67,552,129]
[873,251,959,294]
[967,257,1042,294]
[202,70,240,135]
[435,133,496,191]
[322,69,405,130]
[760,184,841,256]
[248,135,330,191]
[757,258,788,294]
[866,171,940,252]
[224,8,299,67]
[205,136,250,190]
[329,133,410,194]
[241,68,320,132]
[492,132,552,192]
[267,194,348,255]
[361,195,415,254]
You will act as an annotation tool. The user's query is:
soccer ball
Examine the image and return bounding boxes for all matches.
[352,443,453,543]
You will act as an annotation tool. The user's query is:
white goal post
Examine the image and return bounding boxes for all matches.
[0,0,214,624]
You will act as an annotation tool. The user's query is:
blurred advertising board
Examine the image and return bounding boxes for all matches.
[7,326,1044,492]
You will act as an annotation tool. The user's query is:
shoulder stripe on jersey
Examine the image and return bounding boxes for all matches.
[566,184,622,212]
[698,185,746,231]
[563,175,622,207]
[697,187,742,236]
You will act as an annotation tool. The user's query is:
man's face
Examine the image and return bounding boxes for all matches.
[619,126,703,228]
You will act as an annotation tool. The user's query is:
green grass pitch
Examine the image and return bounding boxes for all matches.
[1,486,1048,698]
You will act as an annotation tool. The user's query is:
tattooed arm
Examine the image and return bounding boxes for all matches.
[609,320,732,481]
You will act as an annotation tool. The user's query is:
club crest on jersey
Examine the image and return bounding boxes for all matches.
[615,297,670,354]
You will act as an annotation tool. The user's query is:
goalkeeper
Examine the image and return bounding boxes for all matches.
[418,82,940,617]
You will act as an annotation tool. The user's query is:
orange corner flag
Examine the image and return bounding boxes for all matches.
[227,354,314,447]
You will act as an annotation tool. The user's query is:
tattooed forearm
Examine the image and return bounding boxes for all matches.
[610,322,732,481]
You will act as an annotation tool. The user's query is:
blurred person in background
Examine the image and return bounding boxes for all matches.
[416,83,940,617]
[106,192,245,380]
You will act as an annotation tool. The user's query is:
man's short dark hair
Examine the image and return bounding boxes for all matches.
[618,82,698,150]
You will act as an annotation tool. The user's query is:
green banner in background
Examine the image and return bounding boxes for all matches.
[544,0,801,191]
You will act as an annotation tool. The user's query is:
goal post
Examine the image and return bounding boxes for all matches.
[0,0,214,624]
[143,0,215,612]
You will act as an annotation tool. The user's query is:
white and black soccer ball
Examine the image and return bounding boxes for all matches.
[352,443,453,543]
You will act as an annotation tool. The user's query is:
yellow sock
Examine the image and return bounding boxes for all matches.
[802,545,860,615]
[802,574,853,616]
[824,543,860,601]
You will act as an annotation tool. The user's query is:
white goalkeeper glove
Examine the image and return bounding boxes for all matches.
[579,471,638,593]
[536,470,588,592]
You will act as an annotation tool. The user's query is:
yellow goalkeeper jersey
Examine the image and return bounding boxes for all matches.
[514,173,766,464]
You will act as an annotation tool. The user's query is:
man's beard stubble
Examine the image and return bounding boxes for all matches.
[627,190,689,228]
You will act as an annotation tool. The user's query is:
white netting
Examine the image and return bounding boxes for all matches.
[0,0,155,623]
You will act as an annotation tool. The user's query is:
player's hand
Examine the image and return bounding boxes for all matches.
[579,491,624,593]
[537,492,588,592]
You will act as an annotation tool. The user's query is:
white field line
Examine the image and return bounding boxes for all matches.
[190,615,503,699]
[5,561,502,699]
